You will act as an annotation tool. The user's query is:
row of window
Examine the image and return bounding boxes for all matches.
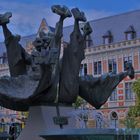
[85,25,136,47]
[109,82,134,101]
[80,56,132,76]
[103,31,136,45]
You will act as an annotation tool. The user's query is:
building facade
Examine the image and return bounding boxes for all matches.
[78,10,140,128]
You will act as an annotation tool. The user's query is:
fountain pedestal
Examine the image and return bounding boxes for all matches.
[17,106,76,140]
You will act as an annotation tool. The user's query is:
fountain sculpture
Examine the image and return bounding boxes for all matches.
[0,5,134,140]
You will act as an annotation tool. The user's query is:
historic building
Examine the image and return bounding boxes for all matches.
[0,9,140,129]
[77,10,140,128]
[62,9,140,128]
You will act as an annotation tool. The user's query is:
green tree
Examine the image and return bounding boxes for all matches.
[124,116,138,128]
[133,78,140,105]
[128,79,140,117]
[124,79,140,128]
[72,96,84,109]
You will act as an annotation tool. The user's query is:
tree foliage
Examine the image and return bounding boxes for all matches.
[72,96,84,109]
[128,79,140,117]
[124,79,140,128]
[133,78,140,104]
[124,116,138,128]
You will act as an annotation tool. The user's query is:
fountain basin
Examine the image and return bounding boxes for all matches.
[40,128,139,140]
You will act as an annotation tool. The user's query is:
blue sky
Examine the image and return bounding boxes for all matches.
[1,0,140,41]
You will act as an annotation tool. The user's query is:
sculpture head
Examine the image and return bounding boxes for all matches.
[39,30,55,48]
[33,30,55,52]
[42,32,55,48]
[32,38,44,52]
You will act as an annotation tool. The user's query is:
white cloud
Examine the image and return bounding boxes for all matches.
[0,1,113,41]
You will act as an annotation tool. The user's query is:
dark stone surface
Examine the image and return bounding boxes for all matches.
[0,5,135,111]
[16,106,76,140]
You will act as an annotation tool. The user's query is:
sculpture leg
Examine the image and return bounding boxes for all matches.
[52,5,72,48]
[58,8,87,103]
[28,6,72,103]
[0,12,28,77]
[79,63,134,109]
[2,24,13,42]
[0,12,13,43]
[67,8,87,59]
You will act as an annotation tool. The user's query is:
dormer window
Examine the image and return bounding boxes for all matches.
[103,30,113,44]
[86,35,93,47]
[125,25,136,40]
[0,53,8,64]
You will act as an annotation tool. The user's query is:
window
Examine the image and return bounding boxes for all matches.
[94,61,102,75]
[84,64,87,75]
[127,33,132,40]
[0,53,8,64]
[109,89,117,101]
[79,64,87,76]
[3,57,8,64]
[86,35,93,47]
[104,37,112,44]
[2,53,8,64]
[125,32,136,40]
[0,106,4,110]
[0,57,3,64]
[108,59,117,74]
[125,82,134,100]
[125,25,136,40]
[123,56,132,71]
[103,30,113,44]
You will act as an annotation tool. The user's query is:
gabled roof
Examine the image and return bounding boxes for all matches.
[63,9,140,47]
[124,25,135,33]
[37,18,55,36]
[103,30,112,37]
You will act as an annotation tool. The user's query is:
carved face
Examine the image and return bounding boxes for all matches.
[42,32,55,48]
[39,30,54,48]
[33,38,43,52]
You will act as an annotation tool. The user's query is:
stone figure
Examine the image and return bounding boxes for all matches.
[0,5,134,111]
